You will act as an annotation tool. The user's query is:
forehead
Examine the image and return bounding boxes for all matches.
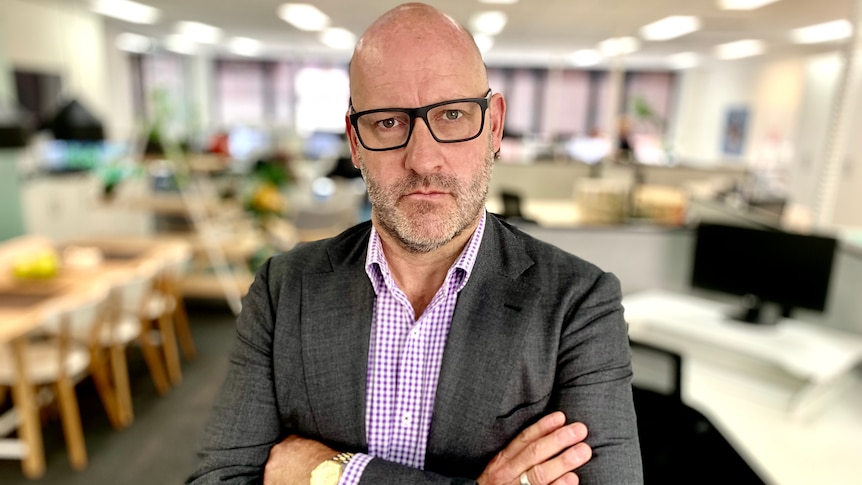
[350,17,486,110]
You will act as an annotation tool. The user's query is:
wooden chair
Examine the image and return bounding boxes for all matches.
[137,247,191,388]
[153,244,196,363]
[99,262,173,428]
[0,283,112,471]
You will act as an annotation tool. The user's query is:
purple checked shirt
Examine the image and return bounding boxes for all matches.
[339,211,487,484]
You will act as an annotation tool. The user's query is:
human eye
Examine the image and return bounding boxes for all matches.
[442,109,463,121]
[363,112,408,131]
[377,117,402,129]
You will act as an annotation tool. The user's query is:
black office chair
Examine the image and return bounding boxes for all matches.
[498,190,537,225]
[631,341,764,484]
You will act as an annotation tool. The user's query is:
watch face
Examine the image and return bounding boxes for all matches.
[310,460,343,485]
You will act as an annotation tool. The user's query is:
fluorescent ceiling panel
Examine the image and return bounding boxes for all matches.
[320,28,357,50]
[279,3,331,31]
[570,49,602,67]
[790,20,853,44]
[90,0,160,25]
[718,0,781,10]
[715,39,766,59]
[164,34,197,55]
[640,16,701,41]
[598,37,640,57]
[229,37,262,57]
[470,11,508,36]
[473,34,495,53]
[115,32,153,53]
[175,21,223,44]
[667,52,700,69]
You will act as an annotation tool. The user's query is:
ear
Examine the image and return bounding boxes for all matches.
[345,112,361,168]
[489,93,506,155]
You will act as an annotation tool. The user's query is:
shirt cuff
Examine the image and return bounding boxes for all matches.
[338,453,372,485]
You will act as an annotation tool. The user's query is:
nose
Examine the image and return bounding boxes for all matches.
[403,117,442,174]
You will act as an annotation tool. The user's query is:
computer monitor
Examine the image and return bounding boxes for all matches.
[690,222,838,325]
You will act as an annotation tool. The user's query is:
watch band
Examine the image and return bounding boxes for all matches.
[331,452,356,466]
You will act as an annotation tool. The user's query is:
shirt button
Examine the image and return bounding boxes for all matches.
[401,412,412,427]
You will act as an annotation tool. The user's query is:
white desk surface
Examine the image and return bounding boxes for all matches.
[624,290,862,485]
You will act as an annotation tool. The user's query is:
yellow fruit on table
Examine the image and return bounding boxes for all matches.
[11,250,59,279]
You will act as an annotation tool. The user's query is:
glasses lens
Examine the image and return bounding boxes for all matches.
[427,101,484,142]
[355,111,411,150]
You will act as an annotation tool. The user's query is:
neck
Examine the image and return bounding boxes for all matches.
[375,215,480,318]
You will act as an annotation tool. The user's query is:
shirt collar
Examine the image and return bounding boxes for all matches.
[365,210,487,292]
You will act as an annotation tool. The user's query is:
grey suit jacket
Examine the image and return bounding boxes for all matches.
[187,214,643,484]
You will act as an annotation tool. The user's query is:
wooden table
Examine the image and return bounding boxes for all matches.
[0,235,189,478]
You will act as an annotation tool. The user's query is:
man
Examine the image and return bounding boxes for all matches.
[188,3,642,484]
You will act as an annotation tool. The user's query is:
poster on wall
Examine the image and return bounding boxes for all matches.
[722,107,749,157]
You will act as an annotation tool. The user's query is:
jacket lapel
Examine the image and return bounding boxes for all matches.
[427,217,538,465]
[300,235,374,449]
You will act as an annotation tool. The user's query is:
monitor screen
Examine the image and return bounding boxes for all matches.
[690,222,838,323]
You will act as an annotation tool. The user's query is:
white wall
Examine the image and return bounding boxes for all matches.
[788,53,843,213]
[671,51,862,228]
[672,61,759,165]
[0,0,111,134]
[672,57,807,167]
[103,21,137,142]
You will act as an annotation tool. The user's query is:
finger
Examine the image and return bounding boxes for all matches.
[529,442,591,485]
[549,472,580,485]
[514,422,588,480]
[499,412,567,460]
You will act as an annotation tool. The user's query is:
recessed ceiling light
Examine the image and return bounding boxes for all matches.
[668,52,700,69]
[90,0,160,25]
[598,37,640,57]
[640,16,701,41]
[718,0,781,10]
[473,34,494,53]
[319,28,356,50]
[175,21,222,44]
[570,49,602,67]
[115,32,153,53]
[790,20,853,44]
[470,11,507,36]
[278,3,331,32]
[715,39,766,59]
[229,37,262,57]
[163,34,197,55]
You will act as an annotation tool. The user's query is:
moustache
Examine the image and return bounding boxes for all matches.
[395,172,459,194]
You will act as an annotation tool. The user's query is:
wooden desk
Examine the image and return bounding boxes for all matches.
[0,236,188,478]
[624,290,862,484]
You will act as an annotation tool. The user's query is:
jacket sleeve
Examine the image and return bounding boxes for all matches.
[186,260,281,484]
[552,271,644,484]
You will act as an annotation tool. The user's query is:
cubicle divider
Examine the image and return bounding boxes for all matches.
[522,224,862,337]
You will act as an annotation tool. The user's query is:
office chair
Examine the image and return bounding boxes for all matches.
[631,341,764,484]
[498,190,537,225]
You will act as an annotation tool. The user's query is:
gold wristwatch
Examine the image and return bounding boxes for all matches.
[310,451,355,485]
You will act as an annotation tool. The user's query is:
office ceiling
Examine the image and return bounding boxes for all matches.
[99,0,855,68]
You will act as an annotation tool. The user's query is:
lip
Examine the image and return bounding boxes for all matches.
[403,190,450,199]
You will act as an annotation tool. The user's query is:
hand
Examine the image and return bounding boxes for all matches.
[477,412,592,485]
[263,435,337,485]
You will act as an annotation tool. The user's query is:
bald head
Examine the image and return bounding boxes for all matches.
[349,3,488,109]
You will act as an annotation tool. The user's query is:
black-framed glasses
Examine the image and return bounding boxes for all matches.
[348,89,492,151]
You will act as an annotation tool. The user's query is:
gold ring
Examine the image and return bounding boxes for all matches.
[519,472,532,485]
